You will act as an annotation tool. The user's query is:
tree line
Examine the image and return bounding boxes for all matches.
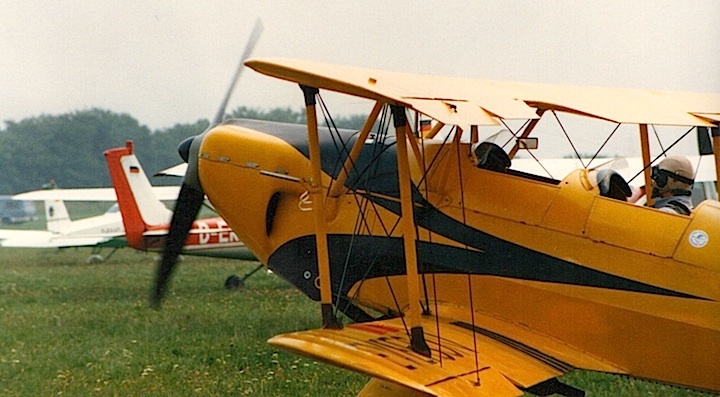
[0,106,367,194]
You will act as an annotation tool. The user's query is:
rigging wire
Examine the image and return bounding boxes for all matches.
[316,93,355,319]
[315,94,403,319]
[552,110,586,168]
[317,94,353,193]
[588,123,621,168]
[415,127,455,189]
[416,119,445,366]
[499,118,557,178]
[451,126,481,386]
[499,118,526,149]
[315,102,411,325]
[651,125,667,155]
[629,126,695,184]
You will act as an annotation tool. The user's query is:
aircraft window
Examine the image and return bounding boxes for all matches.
[107,204,120,213]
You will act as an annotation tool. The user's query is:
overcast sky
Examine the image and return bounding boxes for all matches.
[3,1,719,140]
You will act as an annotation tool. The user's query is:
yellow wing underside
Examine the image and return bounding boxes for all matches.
[246,57,720,128]
[268,304,623,397]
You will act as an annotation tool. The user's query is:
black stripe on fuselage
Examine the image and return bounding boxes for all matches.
[362,192,704,300]
[234,118,704,301]
[268,228,703,307]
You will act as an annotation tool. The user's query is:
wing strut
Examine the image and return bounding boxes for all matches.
[328,101,384,198]
[509,109,545,159]
[639,124,654,207]
[301,84,342,329]
[712,126,720,196]
[391,105,431,357]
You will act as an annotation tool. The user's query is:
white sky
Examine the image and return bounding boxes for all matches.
[2,1,719,157]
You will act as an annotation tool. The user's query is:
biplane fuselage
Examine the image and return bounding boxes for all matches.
[196,118,719,392]
[159,58,720,395]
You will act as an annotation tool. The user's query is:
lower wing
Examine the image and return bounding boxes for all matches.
[268,305,622,397]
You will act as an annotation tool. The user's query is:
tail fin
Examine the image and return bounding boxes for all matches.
[104,141,172,250]
[45,199,72,233]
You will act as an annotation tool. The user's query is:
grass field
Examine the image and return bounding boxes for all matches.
[0,248,367,396]
[0,208,713,396]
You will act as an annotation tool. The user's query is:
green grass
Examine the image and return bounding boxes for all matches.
[0,247,713,396]
[0,248,365,396]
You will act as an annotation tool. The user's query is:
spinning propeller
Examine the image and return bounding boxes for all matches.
[151,19,263,309]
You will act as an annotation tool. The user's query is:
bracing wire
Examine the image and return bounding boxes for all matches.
[629,126,695,184]
[415,119,445,366]
[588,123,621,168]
[451,125,481,385]
[651,125,667,155]
[552,110,586,168]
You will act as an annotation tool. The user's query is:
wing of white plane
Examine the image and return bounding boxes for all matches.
[0,230,121,248]
[0,199,126,261]
[12,186,181,201]
[154,163,187,178]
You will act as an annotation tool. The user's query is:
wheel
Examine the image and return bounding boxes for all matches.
[224,274,243,290]
[86,254,104,264]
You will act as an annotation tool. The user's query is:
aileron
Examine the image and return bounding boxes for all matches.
[267,314,596,396]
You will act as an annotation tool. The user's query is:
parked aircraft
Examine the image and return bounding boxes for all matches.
[1,181,180,263]
[0,197,126,263]
[2,143,255,266]
[103,140,254,260]
[153,58,719,396]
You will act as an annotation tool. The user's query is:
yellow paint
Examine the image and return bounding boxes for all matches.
[196,59,720,394]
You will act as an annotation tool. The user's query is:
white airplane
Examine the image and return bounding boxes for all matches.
[3,140,254,263]
[1,180,180,263]
[0,198,126,263]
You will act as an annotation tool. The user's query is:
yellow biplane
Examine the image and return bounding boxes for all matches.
[154,58,720,396]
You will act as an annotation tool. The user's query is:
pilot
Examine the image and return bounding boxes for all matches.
[650,156,695,215]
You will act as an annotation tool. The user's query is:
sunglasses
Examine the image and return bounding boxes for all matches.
[651,166,694,187]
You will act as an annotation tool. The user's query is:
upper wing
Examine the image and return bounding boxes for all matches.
[246,58,719,127]
[13,186,180,201]
[268,305,621,397]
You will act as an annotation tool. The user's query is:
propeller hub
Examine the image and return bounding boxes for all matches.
[178,136,195,163]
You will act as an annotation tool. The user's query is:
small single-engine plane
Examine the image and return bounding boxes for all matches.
[2,140,256,266]
[4,181,180,263]
[103,140,254,261]
[154,58,720,396]
[0,196,127,263]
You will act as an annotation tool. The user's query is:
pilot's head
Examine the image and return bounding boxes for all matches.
[651,156,694,198]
